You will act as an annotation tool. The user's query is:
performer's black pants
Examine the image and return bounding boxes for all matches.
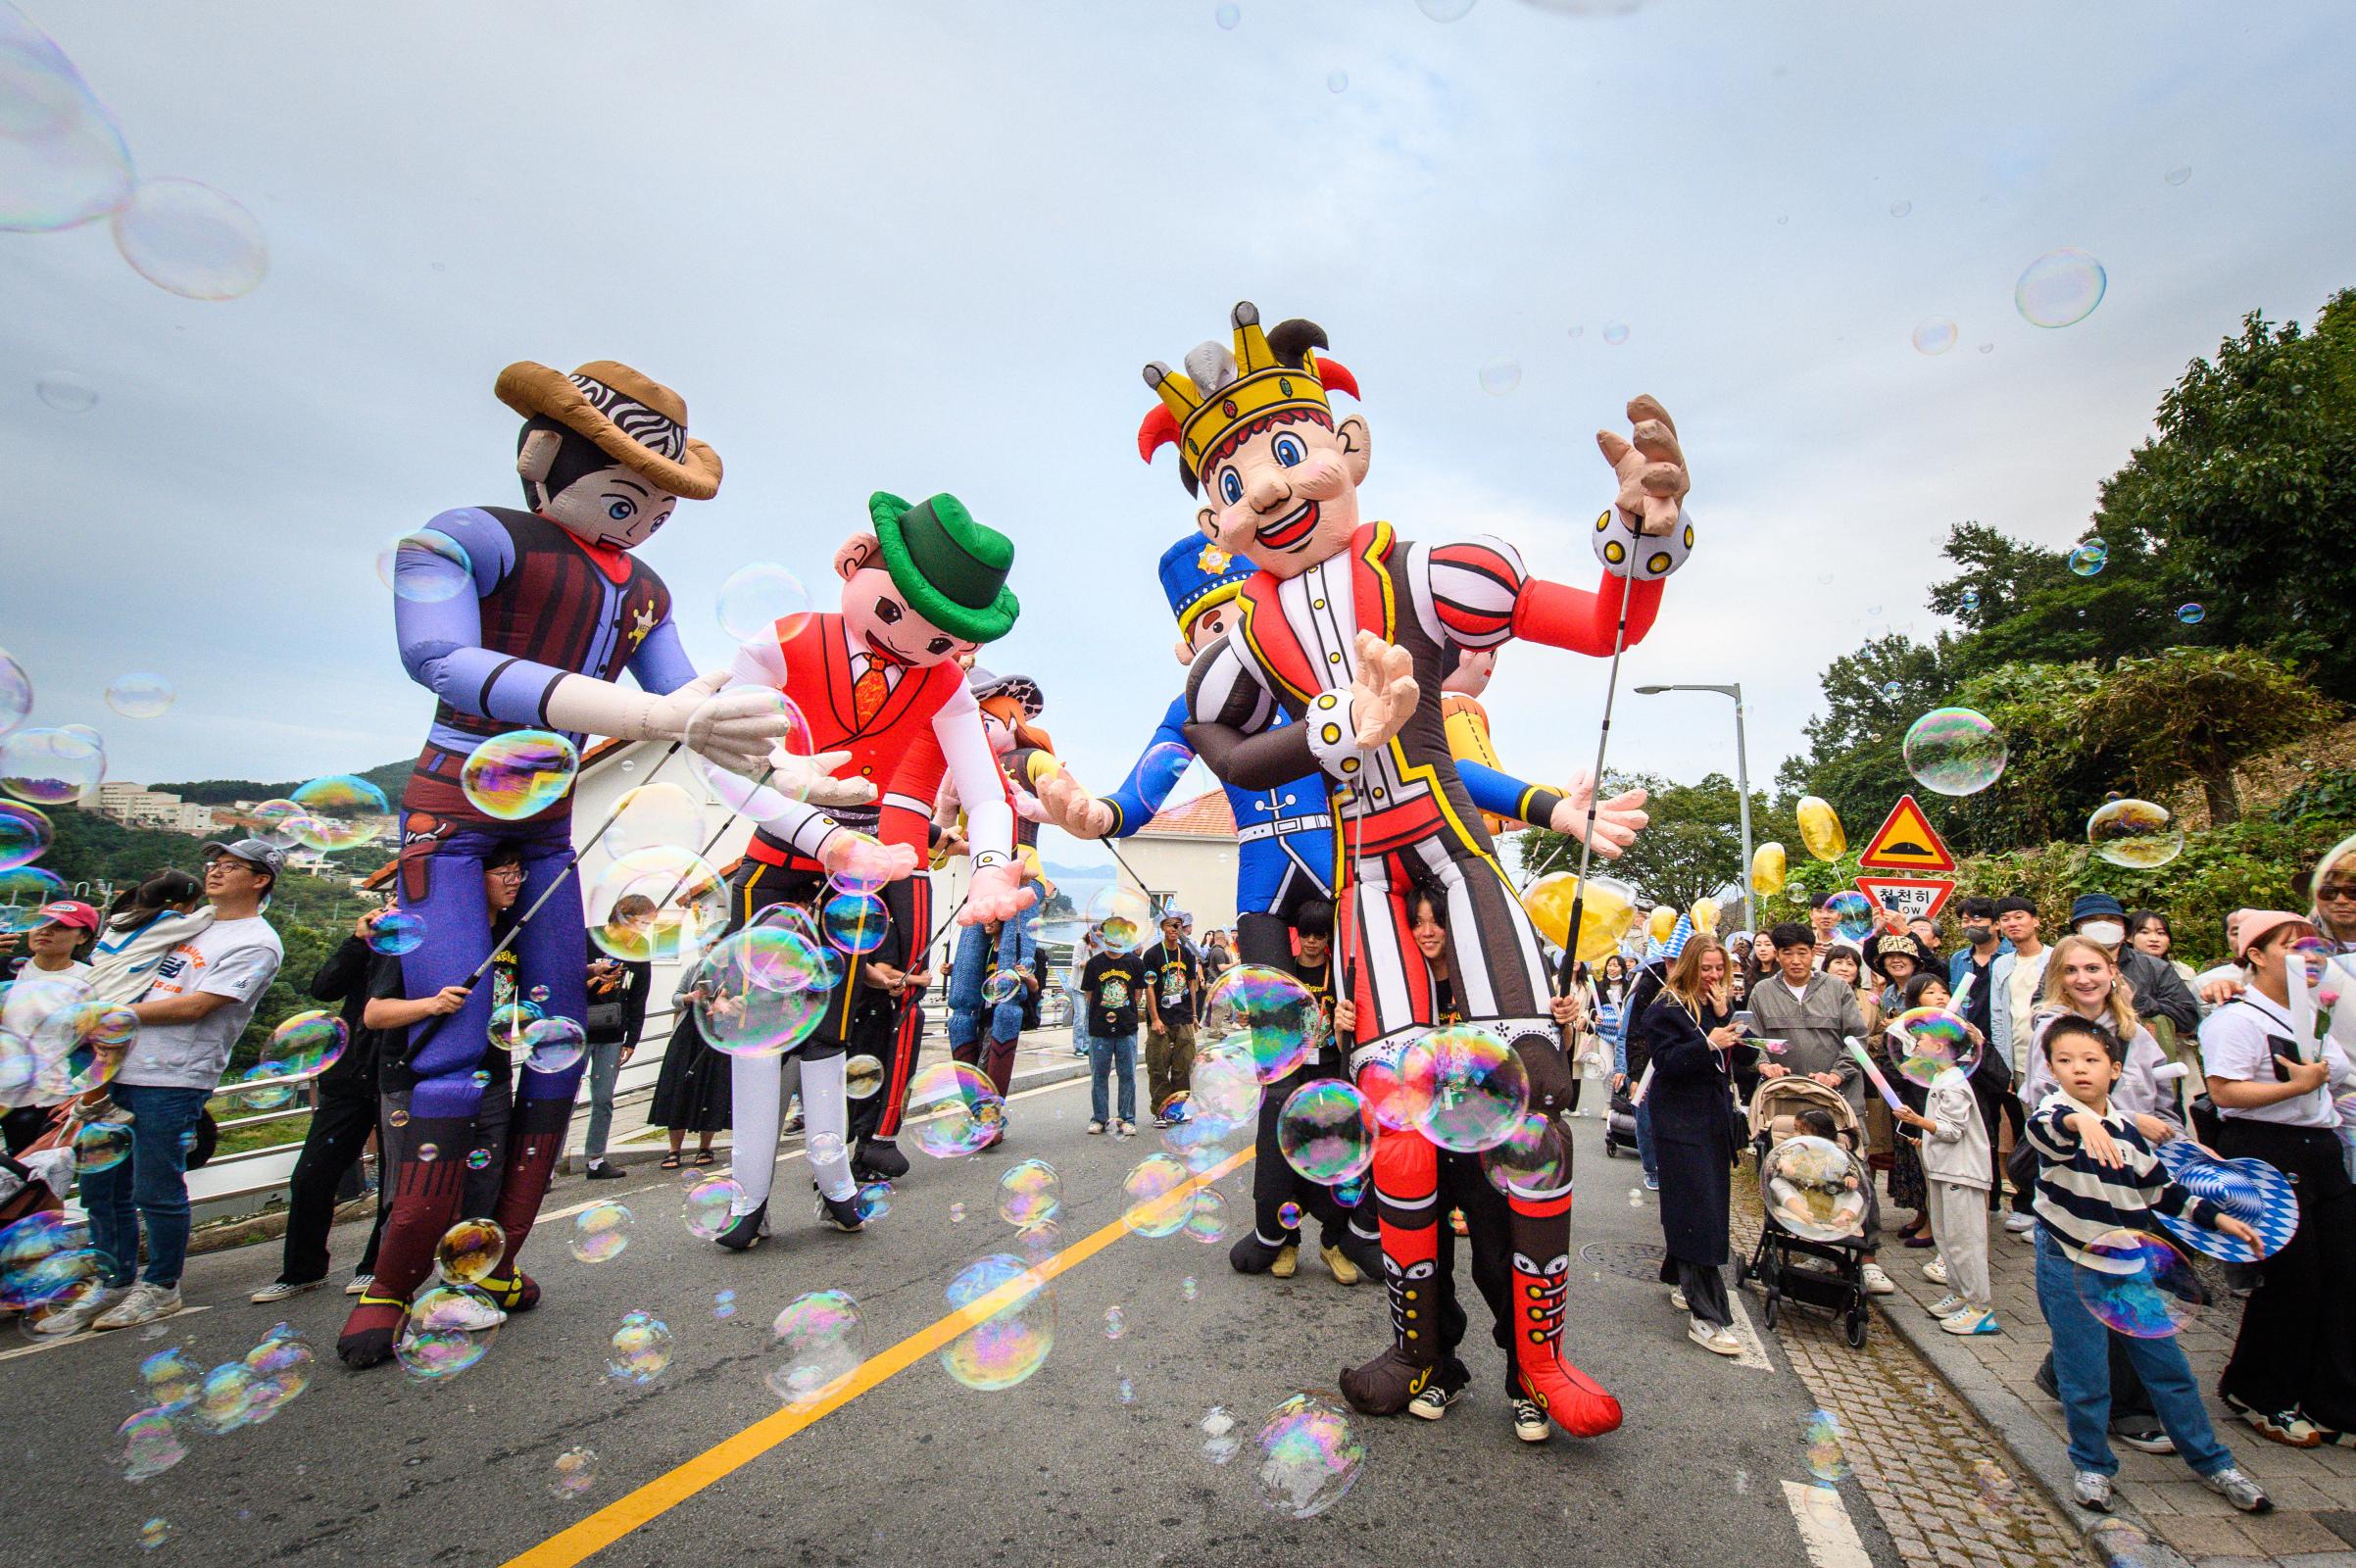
[280,1071,386,1286]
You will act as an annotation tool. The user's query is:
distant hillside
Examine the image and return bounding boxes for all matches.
[153,758,411,806]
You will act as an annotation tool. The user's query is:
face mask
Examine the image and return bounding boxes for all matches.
[1962,924,1992,946]
[2080,921,2126,949]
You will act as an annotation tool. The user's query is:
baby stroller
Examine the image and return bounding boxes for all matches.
[1601,1083,1639,1159]
[1737,1075,1872,1348]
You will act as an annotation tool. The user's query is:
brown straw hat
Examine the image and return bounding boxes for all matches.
[494,359,722,500]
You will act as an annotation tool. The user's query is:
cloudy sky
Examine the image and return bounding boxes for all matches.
[6,0,2352,828]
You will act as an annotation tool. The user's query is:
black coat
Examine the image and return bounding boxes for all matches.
[1641,991,1741,1268]
[307,936,382,1095]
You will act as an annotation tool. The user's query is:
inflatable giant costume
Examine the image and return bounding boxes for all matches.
[346,361,791,1365]
[713,492,1032,1245]
[1150,303,1693,1440]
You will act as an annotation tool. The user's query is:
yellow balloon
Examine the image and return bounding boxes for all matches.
[1751,841,1788,897]
[1519,872,1637,961]
[1646,906,1677,942]
[1796,796,1847,861]
[1690,897,1719,934]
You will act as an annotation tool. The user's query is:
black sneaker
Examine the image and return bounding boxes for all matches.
[585,1160,626,1181]
[1511,1397,1549,1444]
[1151,1114,1173,1129]
[2113,1421,2176,1455]
[714,1201,769,1252]
[1407,1361,1471,1421]
[814,1190,866,1234]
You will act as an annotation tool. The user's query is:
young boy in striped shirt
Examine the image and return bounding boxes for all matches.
[2027,1013,2270,1516]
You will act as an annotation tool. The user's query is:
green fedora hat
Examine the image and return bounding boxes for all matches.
[867,490,1019,644]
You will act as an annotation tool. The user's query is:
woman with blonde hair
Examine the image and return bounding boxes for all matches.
[2020,935,2182,1129]
[1635,935,1754,1356]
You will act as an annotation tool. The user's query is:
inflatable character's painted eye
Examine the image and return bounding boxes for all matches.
[607,498,636,522]
[1272,433,1305,467]
[1219,468,1244,506]
[876,599,904,625]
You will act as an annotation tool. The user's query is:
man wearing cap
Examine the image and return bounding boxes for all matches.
[2069,893,2200,1039]
[0,898,98,1152]
[712,490,1033,1244]
[348,360,798,1366]
[62,842,285,1332]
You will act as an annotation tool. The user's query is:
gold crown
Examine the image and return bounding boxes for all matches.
[1138,302,1358,493]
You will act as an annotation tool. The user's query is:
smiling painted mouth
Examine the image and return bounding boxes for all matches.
[1254,500,1319,552]
[864,632,912,666]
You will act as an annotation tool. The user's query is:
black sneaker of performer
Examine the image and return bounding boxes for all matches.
[1229,1231,1287,1274]
[852,1137,909,1182]
[1511,1397,1550,1445]
[814,1188,866,1234]
[714,1201,770,1251]
[1407,1359,1472,1422]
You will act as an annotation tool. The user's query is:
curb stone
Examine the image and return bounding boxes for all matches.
[1876,1278,2196,1568]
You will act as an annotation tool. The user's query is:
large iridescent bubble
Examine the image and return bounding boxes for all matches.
[1276,1079,1374,1184]
[1252,1394,1365,1518]
[768,1290,863,1408]
[1887,1006,1982,1087]
[938,1253,1055,1392]
[907,1061,1006,1158]
[0,9,132,231]
[1902,708,2007,796]
[461,731,578,821]
[1401,1025,1529,1152]
[588,845,729,964]
[1760,1135,1870,1243]
[1203,965,1318,1082]
[2086,798,2184,869]
[288,774,393,853]
[2073,1228,2202,1338]
[111,177,269,300]
[0,726,103,806]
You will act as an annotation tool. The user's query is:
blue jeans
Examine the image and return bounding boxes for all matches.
[1072,1006,1093,1057]
[1091,1033,1137,1125]
[79,1082,210,1288]
[1635,1100,1660,1183]
[583,1041,623,1160]
[2033,1230,2233,1477]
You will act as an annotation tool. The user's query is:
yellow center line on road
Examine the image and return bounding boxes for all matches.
[503,1141,1254,1568]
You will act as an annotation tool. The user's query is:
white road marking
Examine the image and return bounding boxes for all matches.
[1722,1291,1775,1371]
[0,1304,215,1362]
[1782,1480,1874,1568]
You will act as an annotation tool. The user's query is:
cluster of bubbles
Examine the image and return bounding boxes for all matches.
[107,1323,316,1486]
[0,8,268,298]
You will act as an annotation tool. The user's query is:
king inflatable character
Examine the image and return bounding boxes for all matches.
[1148,303,1693,1442]
[347,360,793,1366]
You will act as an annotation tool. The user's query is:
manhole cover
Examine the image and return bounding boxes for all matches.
[1578,1241,1663,1284]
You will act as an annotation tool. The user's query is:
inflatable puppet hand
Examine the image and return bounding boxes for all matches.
[961,861,1036,925]
[1349,631,1419,750]
[1595,395,1690,537]
[1546,770,1649,859]
[543,669,795,773]
[768,744,879,809]
[820,831,916,884]
[1034,769,1115,840]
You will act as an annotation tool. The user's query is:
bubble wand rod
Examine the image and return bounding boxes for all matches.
[1552,565,1642,995]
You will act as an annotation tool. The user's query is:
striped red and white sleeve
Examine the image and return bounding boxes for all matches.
[1425,534,1664,659]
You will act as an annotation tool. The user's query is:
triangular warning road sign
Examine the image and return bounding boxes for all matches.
[1858,794,1957,873]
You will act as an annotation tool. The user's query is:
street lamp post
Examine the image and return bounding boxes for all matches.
[1635,682,1755,935]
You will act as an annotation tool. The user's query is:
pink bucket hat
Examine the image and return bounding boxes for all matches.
[2232,908,2318,960]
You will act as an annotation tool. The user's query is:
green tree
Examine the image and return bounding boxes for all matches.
[1522,771,1772,912]
[2077,646,2337,825]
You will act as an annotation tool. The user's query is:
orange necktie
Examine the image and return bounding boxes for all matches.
[853,662,891,726]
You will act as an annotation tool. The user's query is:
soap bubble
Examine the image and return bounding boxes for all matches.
[266,1008,348,1081]
[1185,1186,1232,1245]
[1750,842,1787,898]
[1121,1153,1194,1237]
[1014,1218,1061,1262]
[1602,321,1630,345]
[2086,799,2184,869]
[368,908,426,955]
[0,800,51,870]
[2067,539,2108,576]
[1416,0,1477,15]
[1085,884,1154,955]
[1480,358,1521,395]
[0,649,26,736]
[1326,70,1349,92]
[288,774,391,853]
[1805,1409,1851,1482]
[690,929,832,1057]
[682,1175,743,1241]
[1760,1136,1869,1243]
[244,798,312,850]
[1903,708,2007,796]
[1276,1079,1374,1184]
[2015,248,2106,328]
[436,1218,505,1286]
[375,527,474,604]
[1402,1025,1529,1152]
[820,891,889,955]
[2165,165,2192,186]
[1202,1404,1241,1463]
[856,1181,894,1222]
[844,1053,883,1101]
[940,1254,1055,1391]
[466,1148,492,1169]
[998,1159,1061,1226]
[522,1015,586,1075]
[114,1407,187,1482]
[1214,3,1240,26]
[823,830,903,897]
[715,564,812,644]
[1911,318,1957,356]
[768,1290,863,1407]
[2176,603,2205,625]
[1104,1304,1126,1341]
[1253,1394,1365,1518]
[908,1061,1005,1158]
[137,1518,172,1551]
[1890,199,1913,218]
[550,1446,597,1498]
[74,1118,131,1175]
[0,12,133,230]
[1960,588,1981,613]
[1204,964,1319,1081]
[139,1348,203,1412]
[1190,1040,1262,1124]
[607,1310,673,1386]
[112,177,269,300]
[599,781,706,859]
[396,1285,501,1381]
[589,845,729,964]
[713,1289,737,1319]
[569,1202,632,1264]
[1825,889,1874,943]
[1888,1007,1982,1087]
[1520,871,1637,961]
[461,730,578,820]
[103,673,173,719]
[0,726,103,805]
[2074,1228,2202,1338]
[1796,797,1846,860]
[1481,1110,1570,1198]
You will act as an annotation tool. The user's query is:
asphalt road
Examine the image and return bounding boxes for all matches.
[10,1071,1901,1568]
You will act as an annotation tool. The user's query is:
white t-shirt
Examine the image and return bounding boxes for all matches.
[2199,990,2351,1129]
[118,915,284,1091]
[1,958,93,1038]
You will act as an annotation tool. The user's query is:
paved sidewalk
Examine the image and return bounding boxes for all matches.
[1872,1187,2356,1566]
